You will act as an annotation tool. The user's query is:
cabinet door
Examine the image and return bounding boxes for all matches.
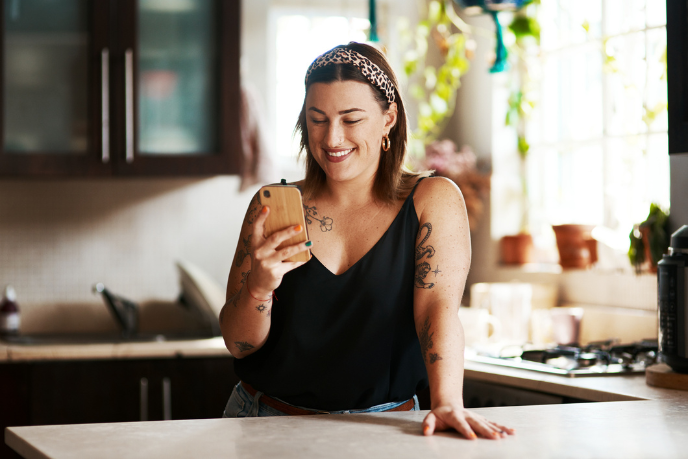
[111,0,241,175]
[167,356,236,420]
[0,0,112,176]
[29,360,151,425]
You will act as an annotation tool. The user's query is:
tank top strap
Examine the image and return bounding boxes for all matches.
[409,175,430,199]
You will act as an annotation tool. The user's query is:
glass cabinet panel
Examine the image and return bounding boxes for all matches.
[3,0,89,154]
[138,0,218,155]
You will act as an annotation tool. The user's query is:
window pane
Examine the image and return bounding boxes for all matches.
[645,27,668,132]
[274,11,369,158]
[3,0,89,153]
[606,32,647,136]
[604,0,646,35]
[138,0,218,154]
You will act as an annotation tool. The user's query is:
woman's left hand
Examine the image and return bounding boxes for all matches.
[422,405,516,440]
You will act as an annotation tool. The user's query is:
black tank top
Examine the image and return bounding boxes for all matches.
[234,179,428,411]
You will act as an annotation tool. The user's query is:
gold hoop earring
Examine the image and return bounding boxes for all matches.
[382,134,391,152]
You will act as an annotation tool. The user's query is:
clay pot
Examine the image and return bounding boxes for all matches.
[500,233,533,265]
[552,224,597,269]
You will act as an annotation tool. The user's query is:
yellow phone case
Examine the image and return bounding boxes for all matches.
[259,185,311,263]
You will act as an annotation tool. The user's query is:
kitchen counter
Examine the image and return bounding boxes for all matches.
[0,337,231,362]
[4,340,688,458]
[6,399,688,459]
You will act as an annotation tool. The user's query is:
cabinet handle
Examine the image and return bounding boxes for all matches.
[101,49,110,163]
[162,377,172,421]
[139,377,148,421]
[125,48,134,163]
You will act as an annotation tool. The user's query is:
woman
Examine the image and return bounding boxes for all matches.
[219,42,514,440]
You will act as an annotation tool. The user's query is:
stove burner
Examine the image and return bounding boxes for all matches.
[468,340,659,377]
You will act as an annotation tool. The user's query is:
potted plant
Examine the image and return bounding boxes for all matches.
[629,203,670,274]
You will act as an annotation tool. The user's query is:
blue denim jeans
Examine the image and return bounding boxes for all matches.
[222,382,420,417]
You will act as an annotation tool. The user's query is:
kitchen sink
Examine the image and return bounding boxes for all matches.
[1,332,217,346]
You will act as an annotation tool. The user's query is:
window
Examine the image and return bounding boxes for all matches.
[492,0,669,261]
[268,2,376,167]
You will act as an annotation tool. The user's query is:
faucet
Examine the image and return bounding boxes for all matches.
[93,283,139,338]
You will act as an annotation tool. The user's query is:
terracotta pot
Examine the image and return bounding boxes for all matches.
[639,226,658,273]
[552,224,597,269]
[500,233,533,265]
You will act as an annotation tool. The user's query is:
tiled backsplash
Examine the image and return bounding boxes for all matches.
[0,177,256,333]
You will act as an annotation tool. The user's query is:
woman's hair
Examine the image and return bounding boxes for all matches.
[295,42,431,204]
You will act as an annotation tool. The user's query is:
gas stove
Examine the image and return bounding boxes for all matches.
[465,340,658,377]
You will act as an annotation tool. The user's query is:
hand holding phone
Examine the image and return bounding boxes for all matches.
[259,185,311,263]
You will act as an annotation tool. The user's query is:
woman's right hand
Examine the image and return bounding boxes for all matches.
[247,205,311,298]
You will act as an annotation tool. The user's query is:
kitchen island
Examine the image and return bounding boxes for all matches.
[5,399,688,459]
[3,339,688,458]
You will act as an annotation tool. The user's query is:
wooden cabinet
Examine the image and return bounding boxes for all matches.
[0,0,241,177]
[0,356,238,459]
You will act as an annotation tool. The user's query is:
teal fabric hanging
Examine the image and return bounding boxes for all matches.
[453,0,531,73]
[369,0,379,42]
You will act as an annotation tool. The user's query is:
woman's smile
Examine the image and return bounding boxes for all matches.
[324,147,355,162]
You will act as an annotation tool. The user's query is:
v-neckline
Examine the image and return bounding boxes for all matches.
[309,192,414,277]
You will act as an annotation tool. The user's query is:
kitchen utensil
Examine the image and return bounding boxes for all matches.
[657,224,688,373]
[487,283,532,345]
[459,307,500,347]
[550,307,584,346]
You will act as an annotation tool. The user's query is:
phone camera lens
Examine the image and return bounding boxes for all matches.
[263,190,271,198]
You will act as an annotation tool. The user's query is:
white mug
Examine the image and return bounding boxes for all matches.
[459,307,500,347]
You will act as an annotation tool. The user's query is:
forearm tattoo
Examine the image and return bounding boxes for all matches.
[234,341,254,353]
[230,287,242,308]
[415,222,438,289]
[235,234,252,267]
[303,203,333,232]
[419,317,443,364]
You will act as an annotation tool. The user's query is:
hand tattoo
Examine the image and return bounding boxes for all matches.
[419,317,443,364]
[303,203,333,232]
[415,223,436,289]
[234,341,254,353]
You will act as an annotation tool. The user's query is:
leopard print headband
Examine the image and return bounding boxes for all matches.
[304,47,396,104]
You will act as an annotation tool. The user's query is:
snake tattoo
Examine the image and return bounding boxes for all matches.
[415,223,436,289]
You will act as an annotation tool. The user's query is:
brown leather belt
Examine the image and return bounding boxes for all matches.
[241,382,415,415]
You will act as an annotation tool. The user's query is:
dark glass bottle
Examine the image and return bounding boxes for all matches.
[0,285,20,337]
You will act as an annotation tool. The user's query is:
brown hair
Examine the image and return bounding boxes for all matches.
[295,42,431,204]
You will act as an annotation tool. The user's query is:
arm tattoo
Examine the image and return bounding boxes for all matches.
[235,234,252,267]
[419,317,443,364]
[246,195,261,225]
[240,270,250,284]
[230,287,242,307]
[303,203,333,232]
[234,341,254,353]
[415,222,437,289]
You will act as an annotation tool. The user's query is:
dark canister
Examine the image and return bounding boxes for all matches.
[657,225,688,373]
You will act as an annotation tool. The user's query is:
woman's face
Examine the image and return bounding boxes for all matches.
[305,80,397,186]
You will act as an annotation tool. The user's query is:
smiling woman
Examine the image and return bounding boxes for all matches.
[218,42,514,440]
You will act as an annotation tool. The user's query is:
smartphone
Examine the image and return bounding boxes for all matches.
[259,185,311,263]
